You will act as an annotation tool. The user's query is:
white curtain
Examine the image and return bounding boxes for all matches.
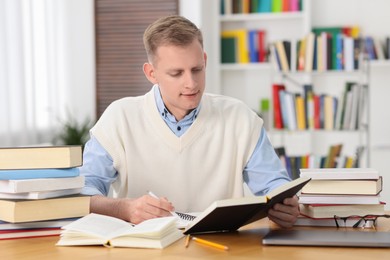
[0,0,67,147]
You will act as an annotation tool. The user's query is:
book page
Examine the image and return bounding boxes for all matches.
[61,213,134,239]
[62,214,179,240]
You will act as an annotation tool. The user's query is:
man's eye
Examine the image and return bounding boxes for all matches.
[170,72,182,77]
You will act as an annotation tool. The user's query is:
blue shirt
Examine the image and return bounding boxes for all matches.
[80,87,291,197]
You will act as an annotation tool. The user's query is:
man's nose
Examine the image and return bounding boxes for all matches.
[183,72,196,89]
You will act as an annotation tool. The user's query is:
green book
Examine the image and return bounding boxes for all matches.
[221,37,236,63]
[312,27,342,70]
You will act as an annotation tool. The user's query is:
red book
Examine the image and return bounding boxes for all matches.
[342,26,352,37]
[0,227,61,240]
[272,84,286,129]
[313,94,321,129]
[282,0,290,11]
[257,30,267,62]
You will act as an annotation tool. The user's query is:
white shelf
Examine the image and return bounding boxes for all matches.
[220,63,271,71]
[369,60,390,67]
[220,12,304,22]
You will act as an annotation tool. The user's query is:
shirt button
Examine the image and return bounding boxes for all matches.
[177,126,181,131]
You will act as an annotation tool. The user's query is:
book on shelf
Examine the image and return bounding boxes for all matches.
[298,194,381,205]
[221,29,249,63]
[323,143,343,168]
[0,175,84,193]
[183,177,310,234]
[303,84,314,129]
[0,217,80,230]
[0,195,90,223]
[56,213,183,249]
[270,44,282,71]
[323,95,336,130]
[275,41,290,72]
[343,35,354,71]
[271,0,282,13]
[0,188,82,200]
[258,30,267,62]
[221,36,237,63]
[0,227,61,240]
[0,167,80,180]
[248,30,258,62]
[299,203,385,219]
[312,27,342,70]
[294,214,375,228]
[259,0,272,13]
[0,145,82,170]
[295,94,306,130]
[272,84,286,129]
[301,177,383,196]
[373,36,385,60]
[304,32,315,72]
[279,90,297,130]
[221,0,301,14]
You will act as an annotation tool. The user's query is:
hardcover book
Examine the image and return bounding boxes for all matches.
[0,227,61,240]
[0,195,90,223]
[0,218,79,230]
[183,177,310,234]
[300,177,382,195]
[0,168,80,180]
[0,145,82,170]
[0,176,84,192]
[0,188,82,200]
[299,202,385,218]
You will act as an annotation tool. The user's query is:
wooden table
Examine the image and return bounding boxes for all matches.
[2,217,390,259]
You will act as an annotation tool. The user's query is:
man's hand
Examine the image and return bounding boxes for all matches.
[267,195,300,228]
[90,194,175,224]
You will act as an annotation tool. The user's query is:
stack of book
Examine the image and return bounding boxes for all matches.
[0,146,90,240]
[295,168,385,227]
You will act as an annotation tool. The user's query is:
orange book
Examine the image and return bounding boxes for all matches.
[295,94,306,130]
[297,37,306,71]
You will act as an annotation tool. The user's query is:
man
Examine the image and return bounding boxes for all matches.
[80,15,299,227]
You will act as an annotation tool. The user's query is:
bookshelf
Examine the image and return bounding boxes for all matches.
[191,0,390,171]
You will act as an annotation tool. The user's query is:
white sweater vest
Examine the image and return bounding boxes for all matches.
[92,87,263,212]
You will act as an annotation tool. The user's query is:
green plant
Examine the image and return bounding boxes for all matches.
[54,117,94,147]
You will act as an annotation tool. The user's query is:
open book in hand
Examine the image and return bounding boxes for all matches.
[56,213,184,249]
[183,177,311,234]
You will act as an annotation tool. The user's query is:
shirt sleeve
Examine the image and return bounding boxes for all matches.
[79,135,117,196]
[243,128,291,196]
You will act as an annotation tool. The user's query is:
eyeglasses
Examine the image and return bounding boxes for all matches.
[333,214,390,229]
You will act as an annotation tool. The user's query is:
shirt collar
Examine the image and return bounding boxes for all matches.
[153,84,200,123]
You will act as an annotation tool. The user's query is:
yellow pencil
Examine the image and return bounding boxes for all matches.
[191,236,229,251]
[185,234,191,248]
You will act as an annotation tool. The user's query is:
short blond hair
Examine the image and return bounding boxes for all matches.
[143,15,203,62]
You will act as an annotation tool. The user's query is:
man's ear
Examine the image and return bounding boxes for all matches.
[143,63,158,84]
[204,52,207,67]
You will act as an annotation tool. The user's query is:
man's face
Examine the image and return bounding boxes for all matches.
[147,40,206,121]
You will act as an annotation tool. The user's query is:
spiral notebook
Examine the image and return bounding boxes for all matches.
[262,229,390,248]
